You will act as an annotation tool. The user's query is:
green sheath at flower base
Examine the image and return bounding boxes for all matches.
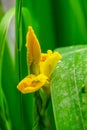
[17,26,62,94]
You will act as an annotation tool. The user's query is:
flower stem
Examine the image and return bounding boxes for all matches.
[33,91,51,130]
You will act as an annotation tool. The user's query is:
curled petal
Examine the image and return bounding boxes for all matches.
[40,51,62,77]
[17,74,49,94]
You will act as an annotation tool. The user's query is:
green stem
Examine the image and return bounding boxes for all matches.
[15,0,24,129]
[15,0,22,81]
[33,91,51,130]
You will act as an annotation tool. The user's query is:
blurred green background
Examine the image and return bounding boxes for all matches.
[0,0,87,130]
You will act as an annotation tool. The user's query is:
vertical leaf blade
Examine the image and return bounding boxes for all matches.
[0,7,15,130]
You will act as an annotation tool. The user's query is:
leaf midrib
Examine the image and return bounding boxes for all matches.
[72,55,85,130]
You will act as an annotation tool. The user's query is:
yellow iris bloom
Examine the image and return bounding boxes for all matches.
[17,26,62,94]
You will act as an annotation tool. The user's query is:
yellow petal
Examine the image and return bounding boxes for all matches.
[17,74,49,94]
[40,51,62,77]
[26,26,41,74]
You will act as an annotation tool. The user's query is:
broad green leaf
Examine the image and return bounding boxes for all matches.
[51,45,87,130]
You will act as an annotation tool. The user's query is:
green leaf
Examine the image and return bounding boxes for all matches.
[0,7,15,80]
[0,7,15,106]
[0,8,15,130]
[2,42,20,130]
[0,90,11,130]
[51,45,87,130]
[0,9,15,94]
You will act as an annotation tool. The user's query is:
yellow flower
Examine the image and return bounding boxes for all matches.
[17,26,62,94]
